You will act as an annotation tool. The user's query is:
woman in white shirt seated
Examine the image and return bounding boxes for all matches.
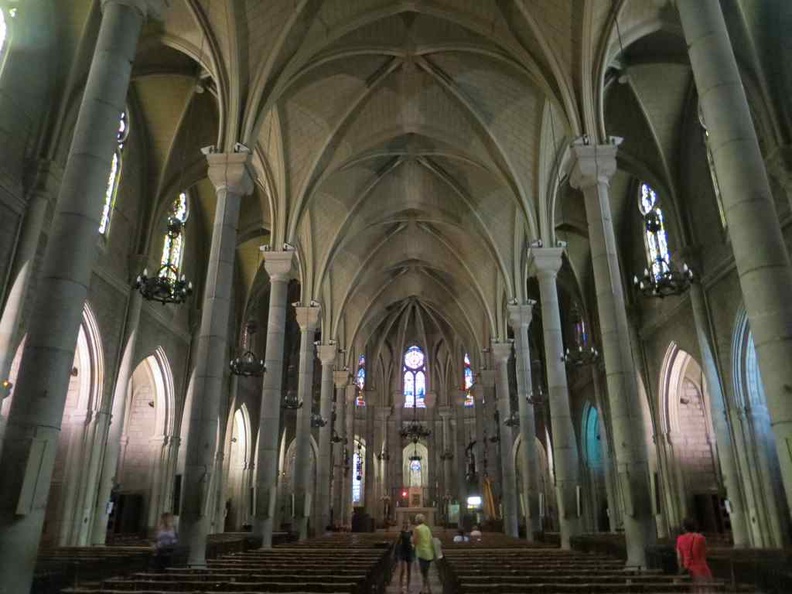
[469,525,482,540]
[452,529,469,543]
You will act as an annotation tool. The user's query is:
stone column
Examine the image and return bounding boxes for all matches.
[0,2,166,589]
[391,404,404,500]
[491,341,519,537]
[254,251,295,546]
[678,0,792,530]
[480,369,501,501]
[688,281,749,546]
[331,370,347,524]
[364,405,375,512]
[0,160,61,436]
[591,367,620,533]
[180,152,252,566]
[507,304,543,541]
[454,399,468,514]
[344,383,357,524]
[374,407,389,522]
[292,305,320,540]
[90,289,143,544]
[472,384,487,499]
[528,249,585,547]
[570,142,656,566]
[439,408,453,500]
[315,344,336,534]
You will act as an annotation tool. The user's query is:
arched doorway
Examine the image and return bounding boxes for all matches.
[224,406,252,531]
[282,436,318,528]
[659,343,722,534]
[4,303,105,547]
[732,312,790,547]
[581,403,608,532]
[114,349,175,536]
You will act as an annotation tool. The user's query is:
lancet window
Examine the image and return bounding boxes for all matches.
[99,111,129,235]
[403,345,426,408]
[160,192,189,282]
[463,353,474,408]
[355,355,366,407]
[639,182,671,280]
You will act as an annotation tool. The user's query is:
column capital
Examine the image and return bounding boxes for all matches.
[438,406,453,420]
[528,247,564,277]
[479,369,496,388]
[262,250,296,282]
[507,301,535,329]
[334,370,350,389]
[490,340,512,363]
[569,141,618,190]
[102,0,170,20]
[317,344,337,366]
[294,305,321,332]
[375,406,391,421]
[206,152,254,196]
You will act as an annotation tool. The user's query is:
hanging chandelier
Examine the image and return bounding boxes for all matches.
[311,413,327,428]
[136,216,193,304]
[633,256,693,298]
[503,410,520,428]
[355,443,364,481]
[562,304,600,367]
[229,321,265,377]
[377,449,390,461]
[408,445,422,463]
[282,389,302,410]
[400,387,431,443]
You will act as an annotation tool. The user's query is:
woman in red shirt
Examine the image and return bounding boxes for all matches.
[676,517,713,589]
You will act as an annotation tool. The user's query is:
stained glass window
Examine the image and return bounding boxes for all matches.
[409,459,422,487]
[463,353,474,408]
[355,354,366,406]
[639,183,670,280]
[99,111,129,235]
[161,192,189,281]
[403,345,426,408]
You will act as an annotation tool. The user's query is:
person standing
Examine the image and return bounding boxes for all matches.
[413,514,434,594]
[676,518,713,591]
[153,512,178,571]
[396,522,414,592]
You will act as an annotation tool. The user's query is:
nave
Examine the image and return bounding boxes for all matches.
[51,531,741,594]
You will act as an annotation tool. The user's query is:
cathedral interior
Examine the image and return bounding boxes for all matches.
[0,0,791,592]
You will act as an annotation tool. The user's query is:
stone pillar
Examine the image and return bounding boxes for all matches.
[91,289,143,544]
[491,341,519,537]
[343,383,357,524]
[254,251,295,546]
[374,407,389,522]
[180,152,252,566]
[292,305,320,540]
[439,408,453,501]
[507,304,543,541]
[331,370,347,524]
[454,396,468,514]
[570,142,656,566]
[678,0,792,532]
[688,281,749,546]
[480,369,500,502]
[316,344,336,534]
[528,249,585,547]
[391,404,404,500]
[0,160,61,439]
[472,384,487,500]
[0,2,166,589]
[363,404,374,511]
[591,367,620,533]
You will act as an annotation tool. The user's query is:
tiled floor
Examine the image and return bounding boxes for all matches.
[386,561,443,594]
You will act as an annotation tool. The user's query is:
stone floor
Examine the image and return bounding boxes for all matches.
[386,560,443,594]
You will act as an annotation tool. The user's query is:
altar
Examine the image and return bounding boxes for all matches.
[395,506,437,528]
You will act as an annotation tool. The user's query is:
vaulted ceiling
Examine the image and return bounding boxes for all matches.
[80,0,763,387]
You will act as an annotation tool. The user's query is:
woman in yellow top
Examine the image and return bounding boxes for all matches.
[412,514,434,594]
